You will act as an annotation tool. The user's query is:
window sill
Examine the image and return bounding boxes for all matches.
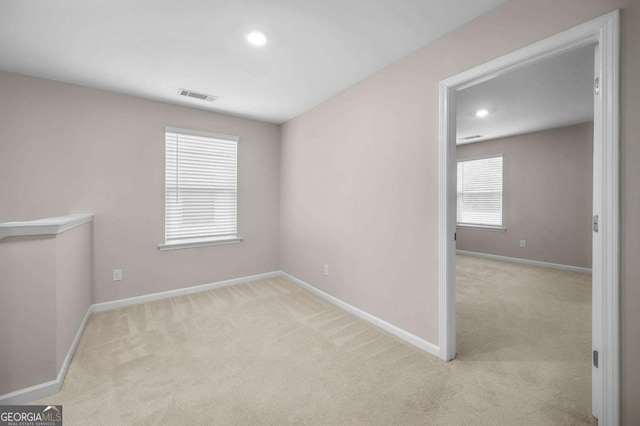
[456,225,506,232]
[158,236,243,251]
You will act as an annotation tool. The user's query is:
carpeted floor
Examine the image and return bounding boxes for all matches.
[34,255,595,425]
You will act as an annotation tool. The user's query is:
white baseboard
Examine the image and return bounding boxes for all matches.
[92,271,281,312]
[0,306,92,405]
[456,250,592,274]
[0,379,60,406]
[280,271,441,359]
[54,307,93,388]
[0,270,281,404]
[3,270,437,403]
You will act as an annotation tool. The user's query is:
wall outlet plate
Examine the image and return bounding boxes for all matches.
[323,264,330,276]
[113,269,123,281]
[519,240,526,248]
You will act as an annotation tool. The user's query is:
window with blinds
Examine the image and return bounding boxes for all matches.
[164,127,240,247]
[457,155,503,227]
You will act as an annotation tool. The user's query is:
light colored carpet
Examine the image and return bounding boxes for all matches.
[34,255,595,425]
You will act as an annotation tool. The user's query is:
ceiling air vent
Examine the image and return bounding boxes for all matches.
[457,135,483,141]
[177,89,217,102]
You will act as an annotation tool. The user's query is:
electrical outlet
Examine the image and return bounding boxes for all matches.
[323,264,330,276]
[112,269,123,281]
[519,240,526,248]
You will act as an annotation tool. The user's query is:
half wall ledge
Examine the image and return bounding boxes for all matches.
[0,213,94,240]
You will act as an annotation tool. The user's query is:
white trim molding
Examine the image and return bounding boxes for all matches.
[456,225,506,232]
[281,272,441,359]
[0,379,61,406]
[0,307,92,405]
[98,269,441,359]
[165,126,239,143]
[439,10,620,425]
[158,236,243,251]
[2,269,438,404]
[0,270,280,404]
[0,213,93,241]
[456,250,592,274]
[93,271,281,312]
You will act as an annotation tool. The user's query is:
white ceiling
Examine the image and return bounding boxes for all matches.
[456,44,595,144]
[0,0,505,124]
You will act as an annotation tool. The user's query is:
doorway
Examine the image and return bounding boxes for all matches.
[437,10,620,426]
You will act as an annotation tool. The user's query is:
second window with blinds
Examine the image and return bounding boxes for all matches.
[159,127,242,250]
[457,154,504,229]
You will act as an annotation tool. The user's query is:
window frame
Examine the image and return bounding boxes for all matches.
[158,126,243,251]
[456,153,506,232]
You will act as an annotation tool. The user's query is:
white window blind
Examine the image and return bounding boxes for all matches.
[457,155,503,227]
[164,127,239,245]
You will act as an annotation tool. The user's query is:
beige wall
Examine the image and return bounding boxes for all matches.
[0,236,58,394]
[1,0,638,422]
[0,71,281,303]
[55,223,92,371]
[280,1,639,424]
[0,222,92,396]
[457,123,593,268]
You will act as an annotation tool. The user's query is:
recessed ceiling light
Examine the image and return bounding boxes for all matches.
[247,31,267,47]
[475,109,489,118]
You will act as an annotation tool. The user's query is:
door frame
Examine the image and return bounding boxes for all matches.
[437,10,620,425]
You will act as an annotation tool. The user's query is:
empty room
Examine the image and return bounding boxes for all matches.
[454,44,595,421]
[0,1,638,425]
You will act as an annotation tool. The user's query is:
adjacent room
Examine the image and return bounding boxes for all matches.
[454,44,595,420]
[0,1,638,425]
